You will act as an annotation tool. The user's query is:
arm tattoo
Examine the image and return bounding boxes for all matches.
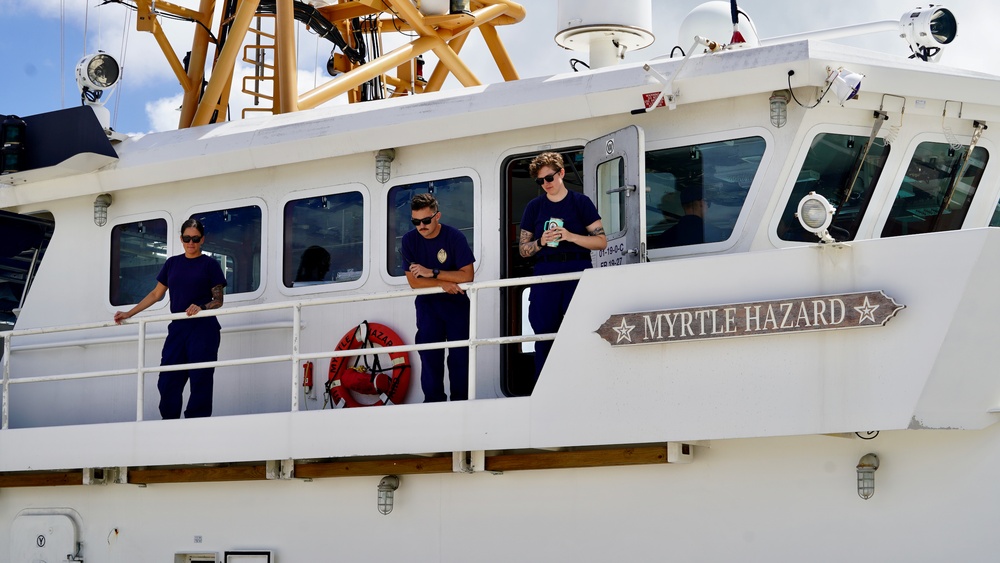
[204,285,225,309]
[519,229,540,258]
[588,226,606,237]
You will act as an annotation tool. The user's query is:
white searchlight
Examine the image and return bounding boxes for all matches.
[899,5,957,62]
[75,52,121,133]
[796,192,837,244]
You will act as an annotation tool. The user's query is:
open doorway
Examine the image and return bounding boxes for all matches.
[499,147,583,396]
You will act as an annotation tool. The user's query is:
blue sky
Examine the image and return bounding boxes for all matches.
[0,1,996,135]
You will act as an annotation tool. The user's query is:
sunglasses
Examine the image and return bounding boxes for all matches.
[535,170,561,185]
[410,213,438,226]
[181,235,203,243]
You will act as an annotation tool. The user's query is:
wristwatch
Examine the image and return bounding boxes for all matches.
[432,269,440,278]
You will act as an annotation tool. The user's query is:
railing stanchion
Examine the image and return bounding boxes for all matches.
[136,319,147,421]
[467,285,478,400]
[291,303,302,412]
[2,334,10,429]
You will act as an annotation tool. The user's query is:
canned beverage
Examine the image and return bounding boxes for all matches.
[543,217,563,247]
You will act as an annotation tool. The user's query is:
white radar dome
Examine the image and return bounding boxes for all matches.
[555,0,654,69]
[677,1,759,49]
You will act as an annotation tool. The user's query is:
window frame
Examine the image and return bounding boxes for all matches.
[379,167,481,286]
[644,127,773,259]
[107,211,172,310]
[278,183,370,296]
[185,197,268,303]
[768,124,900,247]
[872,132,996,237]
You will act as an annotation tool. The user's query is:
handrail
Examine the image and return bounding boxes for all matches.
[0,271,583,429]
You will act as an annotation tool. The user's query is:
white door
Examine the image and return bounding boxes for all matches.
[583,125,646,267]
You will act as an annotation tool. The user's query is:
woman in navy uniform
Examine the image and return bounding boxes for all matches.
[401,193,476,402]
[115,218,226,418]
[519,152,606,381]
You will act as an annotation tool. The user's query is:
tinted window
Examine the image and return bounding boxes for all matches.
[191,205,262,294]
[647,137,765,249]
[110,218,168,306]
[882,142,988,237]
[387,177,474,277]
[283,192,364,287]
[778,133,890,242]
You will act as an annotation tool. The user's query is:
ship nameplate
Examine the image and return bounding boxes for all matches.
[596,291,904,346]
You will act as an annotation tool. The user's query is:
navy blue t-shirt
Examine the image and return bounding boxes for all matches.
[156,254,227,324]
[521,190,601,267]
[401,224,475,304]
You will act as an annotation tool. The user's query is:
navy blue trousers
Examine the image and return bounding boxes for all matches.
[158,320,221,419]
[529,260,588,381]
[415,296,470,402]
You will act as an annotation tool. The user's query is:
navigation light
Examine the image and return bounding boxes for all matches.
[826,67,863,106]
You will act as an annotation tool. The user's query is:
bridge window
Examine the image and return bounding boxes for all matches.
[283,192,365,287]
[778,133,890,242]
[647,136,765,249]
[110,218,168,306]
[883,142,988,237]
[191,205,262,294]
[386,176,475,277]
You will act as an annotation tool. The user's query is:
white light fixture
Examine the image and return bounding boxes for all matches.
[375,149,395,184]
[826,67,864,105]
[94,193,113,227]
[856,453,880,500]
[75,52,121,132]
[769,90,789,128]
[377,475,399,515]
[795,191,836,243]
[899,5,957,62]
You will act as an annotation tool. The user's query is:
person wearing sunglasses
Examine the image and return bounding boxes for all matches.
[400,193,476,402]
[114,218,227,419]
[519,152,607,381]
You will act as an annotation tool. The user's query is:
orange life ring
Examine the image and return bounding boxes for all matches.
[326,321,411,408]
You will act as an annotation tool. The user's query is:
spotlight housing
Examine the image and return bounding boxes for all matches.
[899,5,957,62]
[795,192,837,243]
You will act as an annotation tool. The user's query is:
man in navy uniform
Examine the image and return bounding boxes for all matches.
[401,193,476,402]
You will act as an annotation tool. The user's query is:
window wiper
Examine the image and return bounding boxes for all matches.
[936,120,988,216]
[838,110,889,209]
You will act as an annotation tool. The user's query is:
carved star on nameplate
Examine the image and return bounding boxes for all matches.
[596,291,904,347]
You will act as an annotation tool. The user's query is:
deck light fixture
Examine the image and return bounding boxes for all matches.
[769,90,789,128]
[826,67,863,106]
[899,5,957,62]
[375,149,395,184]
[377,475,400,515]
[857,453,880,499]
[795,191,836,243]
[94,193,113,227]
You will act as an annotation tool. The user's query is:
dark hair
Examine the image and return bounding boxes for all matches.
[410,193,438,213]
[296,245,331,282]
[181,218,205,236]
[529,152,565,178]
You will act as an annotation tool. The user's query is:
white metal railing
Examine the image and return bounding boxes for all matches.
[0,272,584,429]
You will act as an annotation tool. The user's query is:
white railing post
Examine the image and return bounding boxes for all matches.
[466,285,478,400]
[136,319,147,421]
[2,334,10,429]
[291,303,302,412]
